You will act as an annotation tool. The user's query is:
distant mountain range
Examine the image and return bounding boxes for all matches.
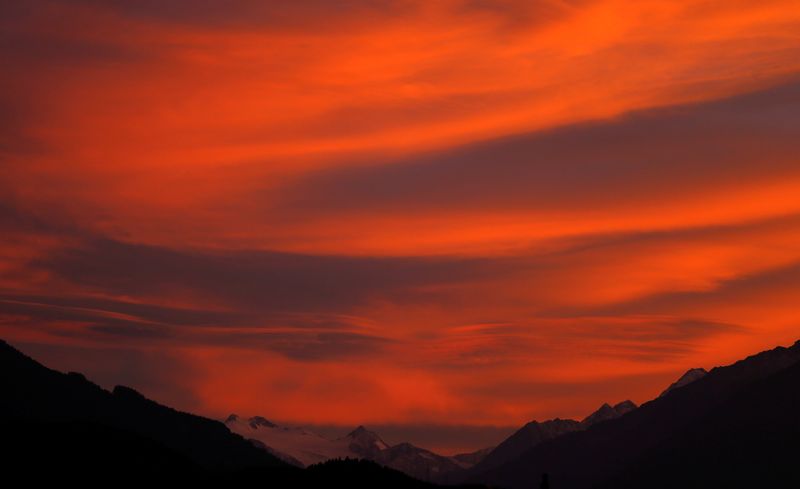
[465,339,800,489]
[226,415,487,481]
[224,396,639,482]
[466,399,639,477]
[3,336,800,488]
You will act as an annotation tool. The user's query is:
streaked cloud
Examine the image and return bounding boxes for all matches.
[2,0,800,450]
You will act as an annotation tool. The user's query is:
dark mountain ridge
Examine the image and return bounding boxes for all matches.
[5,337,800,488]
[0,339,482,488]
[465,399,638,477]
[597,356,800,488]
[468,339,800,489]
[0,339,284,471]
[658,367,708,397]
[226,413,490,481]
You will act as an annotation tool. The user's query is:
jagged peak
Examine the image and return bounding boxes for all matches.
[581,401,635,426]
[345,425,389,453]
[112,385,146,399]
[523,417,581,431]
[542,417,580,426]
[347,424,377,438]
[347,425,379,439]
[682,367,709,377]
[225,413,239,423]
[659,368,708,398]
[585,403,615,417]
[391,441,418,451]
[248,416,277,429]
[614,400,637,412]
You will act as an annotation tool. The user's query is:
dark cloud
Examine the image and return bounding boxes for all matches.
[0,1,155,67]
[585,261,800,318]
[555,317,742,344]
[0,202,51,233]
[456,0,589,33]
[424,316,742,369]
[217,331,393,361]
[0,298,173,335]
[0,294,248,327]
[87,322,170,340]
[32,237,506,313]
[0,296,393,360]
[0,30,147,67]
[3,0,582,35]
[0,197,98,245]
[67,0,412,30]
[271,79,800,216]
[1,209,784,362]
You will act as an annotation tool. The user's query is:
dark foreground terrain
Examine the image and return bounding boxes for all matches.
[0,339,476,488]
[3,338,800,488]
[465,339,800,489]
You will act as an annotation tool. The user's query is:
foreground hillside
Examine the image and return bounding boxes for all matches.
[467,340,800,489]
[0,339,479,488]
[4,336,800,489]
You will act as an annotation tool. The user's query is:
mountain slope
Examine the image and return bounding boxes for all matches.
[466,399,637,477]
[658,367,708,397]
[597,356,800,488]
[226,414,351,466]
[469,418,582,473]
[227,414,487,481]
[0,339,289,471]
[451,447,493,467]
[580,400,637,427]
[376,442,466,483]
[469,340,800,489]
[0,339,488,488]
[345,425,391,458]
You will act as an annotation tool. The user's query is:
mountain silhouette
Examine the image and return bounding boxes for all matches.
[5,336,800,488]
[0,339,481,488]
[597,355,800,488]
[0,339,285,471]
[345,425,391,458]
[658,367,708,397]
[580,400,638,427]
[0,338,295,487]
[467,339,800,489]
[466,399,638,477]
[226,413,489,481]
[468,418,582,474]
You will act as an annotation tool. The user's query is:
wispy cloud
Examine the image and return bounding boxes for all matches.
[2,0,800,446]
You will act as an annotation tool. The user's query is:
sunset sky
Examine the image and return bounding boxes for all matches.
[2,0,800,453]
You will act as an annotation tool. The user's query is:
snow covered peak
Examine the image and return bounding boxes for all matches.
[347,425,373,438]
[659,368,708,398]
[582,400,637,427]
[225,414,352,467]
[344,425,389,456]
[223,415,485,481]
[248,416,277,429]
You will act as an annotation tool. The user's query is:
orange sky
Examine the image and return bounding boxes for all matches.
[2,0,800,454]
